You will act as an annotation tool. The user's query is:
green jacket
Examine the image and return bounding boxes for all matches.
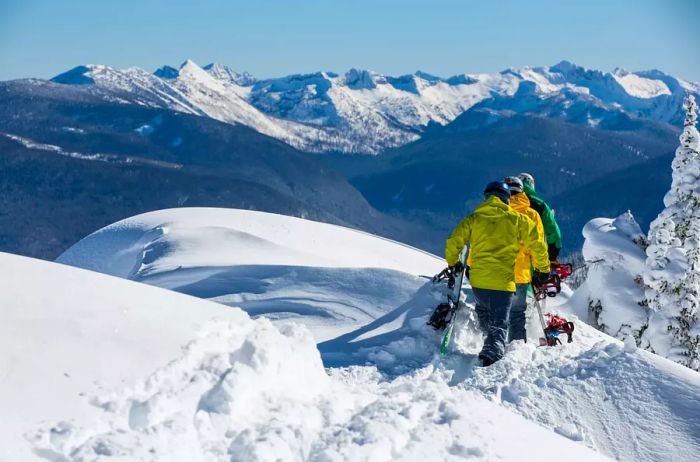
[523,182,562,249]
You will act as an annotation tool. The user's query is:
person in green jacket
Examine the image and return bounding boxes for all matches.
[519,173,562,262]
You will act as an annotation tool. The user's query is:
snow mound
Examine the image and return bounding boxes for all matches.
[568,213,649,340]
[30,320,334,461]
[58,208,443,342]
[58,208,440,276]
[0,252,246,459]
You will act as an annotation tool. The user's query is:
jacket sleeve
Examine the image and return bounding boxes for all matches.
[519,215,550,273]
[542,203,562,249]
[530,213,548,265]
[445,215,472,266]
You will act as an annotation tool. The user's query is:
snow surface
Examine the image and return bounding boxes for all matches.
[50,208,700,461]
[49,60,700,154]
[4,217,605,461]
[0,252,246,460]
[57,208,442,342]
[613,70,672,98]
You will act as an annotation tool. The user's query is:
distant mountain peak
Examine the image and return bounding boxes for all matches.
[344,68,382,89]
[203,62,226,72]
[154,65,179,79]
[179,59,202,72]
[51,65,97,85]
[175,59,215,83]
[445,74,478,86]
[414,71,442,83]
[550,60,580,73]
[203,62,256,86]
[385,74,423,94]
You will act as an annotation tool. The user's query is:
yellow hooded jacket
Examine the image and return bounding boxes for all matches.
[445,195,550,292]
[509,192,548,284]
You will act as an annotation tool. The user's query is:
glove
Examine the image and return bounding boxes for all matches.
[450,261,464,275]
[532,270,550,287]
[548,243,561,262]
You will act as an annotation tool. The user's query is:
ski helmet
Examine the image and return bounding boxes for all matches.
[504,176,524,194]
[483,181,511,204]
[519,172,535,188]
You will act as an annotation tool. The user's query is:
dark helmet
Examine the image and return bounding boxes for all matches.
[504,176,524,194]
[483,181,511,204]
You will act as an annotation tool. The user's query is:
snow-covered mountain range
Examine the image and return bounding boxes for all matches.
[50,59,700,154]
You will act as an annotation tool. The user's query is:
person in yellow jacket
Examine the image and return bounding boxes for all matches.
[445,181,550,366]
[504,176,549,342]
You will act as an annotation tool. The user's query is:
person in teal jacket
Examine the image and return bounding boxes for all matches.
[519,173,562,261]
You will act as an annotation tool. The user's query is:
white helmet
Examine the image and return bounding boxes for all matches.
[519,172,535,188]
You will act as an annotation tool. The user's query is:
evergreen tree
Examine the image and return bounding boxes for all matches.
[644,95,700,370]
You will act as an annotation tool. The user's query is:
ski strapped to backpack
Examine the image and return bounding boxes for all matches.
[533,262,575,347]
[428,245,469,355]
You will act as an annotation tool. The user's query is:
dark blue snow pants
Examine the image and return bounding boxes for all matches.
[508,283,530,343]
[473,287,514,362]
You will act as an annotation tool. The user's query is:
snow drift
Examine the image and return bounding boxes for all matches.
[57,208,443,342]
[3,227,607,460]
[52,208,700,461]
[568,212,649,340]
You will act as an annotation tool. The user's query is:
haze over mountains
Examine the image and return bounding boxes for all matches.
[1,59,697,258]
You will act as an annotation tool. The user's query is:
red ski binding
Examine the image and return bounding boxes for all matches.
[540,313,575,346]
[534,262,575,347]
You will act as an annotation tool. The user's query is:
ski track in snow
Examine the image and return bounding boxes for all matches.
[11,209,700,461]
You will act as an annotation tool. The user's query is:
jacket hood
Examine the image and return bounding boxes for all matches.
[474,195,511,216]
[510,192,531,211]
[523,181,539,199]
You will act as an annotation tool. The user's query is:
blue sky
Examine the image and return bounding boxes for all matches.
[1,0,698,81]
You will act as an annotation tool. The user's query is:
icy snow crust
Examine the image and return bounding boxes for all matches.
[51,60,699,154]
[46,209,700,461]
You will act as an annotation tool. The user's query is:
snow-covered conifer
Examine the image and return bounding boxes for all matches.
[643,95,700,370]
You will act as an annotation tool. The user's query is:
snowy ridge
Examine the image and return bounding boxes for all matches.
[48,60,700,154]
[57,208,442,342]
[3,216,606,461]
[50,208,700,461]
[1,132,183,168]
